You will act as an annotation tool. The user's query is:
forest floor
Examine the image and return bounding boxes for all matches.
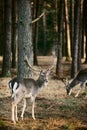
[0,56,87,130]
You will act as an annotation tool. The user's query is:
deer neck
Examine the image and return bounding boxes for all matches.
[68,79,80,90]
[36,79,45,88]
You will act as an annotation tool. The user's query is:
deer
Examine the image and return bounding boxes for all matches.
[8,56,55,124]
[62,69,87,97]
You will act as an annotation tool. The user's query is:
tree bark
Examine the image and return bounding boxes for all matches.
[84,0,87,63]
[70,0,74,57]
[43,1,47,55]
[0,0,4,55]
[71,0,80,78]
[17,0,33,79]
[2,0,12,77]
[78,0,83,70]
[12,0,18,68]
[81,0,85,59]
[33,0,39,65]
[64,0,71,60]
[56,0,64,77]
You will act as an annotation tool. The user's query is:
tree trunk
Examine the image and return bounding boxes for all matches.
[12,0,18,68]
[0,0,4,55]
[81,0,85,59]
[2,0,12,77]
[78,0,83,70]
[53,0,58,55]
[84,0,87,63]
[56,0,64,77]
[70,0,74,57]
[33,0,39,65]
[17,0,33,79]
[64,0,71,60]
[71,0,80,78]
[43,1,47,55]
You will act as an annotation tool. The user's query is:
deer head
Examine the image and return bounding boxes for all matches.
[61,78,71,95]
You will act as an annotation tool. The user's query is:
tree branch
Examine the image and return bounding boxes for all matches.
[32,12,45,24]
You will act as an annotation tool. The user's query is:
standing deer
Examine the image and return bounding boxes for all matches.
[62,69,87,97]
[9,56,55,123]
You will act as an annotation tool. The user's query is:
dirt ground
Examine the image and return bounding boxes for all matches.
[0,56,87,130]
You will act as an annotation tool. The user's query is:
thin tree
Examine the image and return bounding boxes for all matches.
[78,0,83,70]
[12,0,18,68]
[32,0,39,65]
[56,0,64,77]
[2,0,12,77]
[0,0,4,55]
[64,0,71,60]
[70,0,74,57]
[71,0,80,78]
[81,0,85,59]
[43,1,47,55]
[17,0,33,79]
[53,0,58,54]
[84,0,87,63]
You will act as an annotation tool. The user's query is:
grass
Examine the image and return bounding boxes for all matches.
[59,98,79,110]
[61,123,75,130]
[0,120,5,127]
[0,71,87,130]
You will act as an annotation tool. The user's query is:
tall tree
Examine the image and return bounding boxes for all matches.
[71,0,80,78]
[78,0,83,70]
[84,0,87,63]
[32,0,39,65]
[64,0,71,60]
[81,0,85,59]
[12,0,18,68]
[56,0,64,76]
[70,0,74,57]
[43,1,47,55]
[17,0,33,79]
[53,0,58,54]
[2,0,12,77]
[0,0,4,55]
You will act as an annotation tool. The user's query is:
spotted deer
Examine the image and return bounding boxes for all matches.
[62,69,87,97]
[9,56,55,123]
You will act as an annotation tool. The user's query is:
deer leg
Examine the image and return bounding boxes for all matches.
[21,98,26,120]
[31,96,35,120]
[12,102,16,124]
[69,89,72,95]
[15,105,18,121]
[75,83,84,97]
[32,101,35,120]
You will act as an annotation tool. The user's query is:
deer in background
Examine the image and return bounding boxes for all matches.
[9,56,55,124]
[62,69,87,97]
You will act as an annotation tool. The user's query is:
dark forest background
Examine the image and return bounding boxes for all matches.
[0,0,87,79]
